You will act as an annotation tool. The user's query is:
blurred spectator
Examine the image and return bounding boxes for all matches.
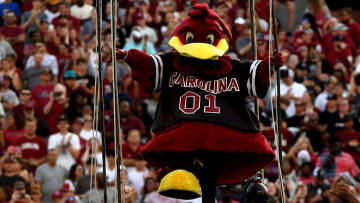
[70,0,93,22]
[292,183,311,203]
[81,173,116,203]
[34,148,67,203]
[0,186,9,203]
[335,115,360,164]
[21,52,47,90]
[340,7,360,45]
[44,0,60,24]
[0,0,20,19]
[0,33,16,62]
[325,35,352,68]
[128,153,148,201]
[74,158,96,198]
[52,190,63,203]
[20,0,47,44]
[25,42,59,77]
[314,76,337,112]
[306,0,331,29]
[274,0,294,35]
[43,83,68,133]
[79,114,101,143]
[15,117,47,172]
[60,182,81,203]
[9,181,32,203]
[316,136,360,180]
[122,129,143,166]
[299,162,314,185]
[318,94,341,136]
[272,68,307,118]
[3,113,24,147]
[0,11,25,61]
[218,185,239,203]
[123,27,156,55]
[0,157,29,191]
[52,2,80,32]
[134,12,157,45]
[307,167,330,202]
[73,58,94,95]
[81,137,103,166]
[47,114,80,170]
[81,9,107,43]
[0,75,19,113]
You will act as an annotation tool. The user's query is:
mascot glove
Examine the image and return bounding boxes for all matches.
[116,49,128,62]
[271,50,283,70]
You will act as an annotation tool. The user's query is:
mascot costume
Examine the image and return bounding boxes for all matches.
[117,3,282,202]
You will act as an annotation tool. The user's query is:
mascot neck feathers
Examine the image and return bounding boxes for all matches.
[169,3,233,78]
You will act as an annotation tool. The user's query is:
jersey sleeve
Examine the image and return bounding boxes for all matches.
[233,58,271,98]
[125,49,170,92]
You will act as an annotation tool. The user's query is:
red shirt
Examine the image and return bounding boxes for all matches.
[52,16,81,32]
[31,83,55,119]
[325,47,352,68]
[122,143,142,159]
[105,115,145,134]
[46,101,66,134]
[4,129,25,147]
[336,130,360,162]
[0,25,25,60]
[16,135,47,160]
[346,21,360,44]
[77,136,87,163]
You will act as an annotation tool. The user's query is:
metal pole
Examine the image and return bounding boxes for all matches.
[95,0,107,201]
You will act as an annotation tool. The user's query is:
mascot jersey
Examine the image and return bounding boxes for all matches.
[118,3,276,185]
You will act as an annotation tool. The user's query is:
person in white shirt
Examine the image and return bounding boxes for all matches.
[314,76,337,112]
[48,114,80,170]
[25,42,59,77]
[127,153,148,202]
[44,0,60,23]
[271,68,307,118]
[79,114,101,143]
[70,0,93,21]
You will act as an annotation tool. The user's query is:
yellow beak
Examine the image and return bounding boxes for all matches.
[169,36,229,60]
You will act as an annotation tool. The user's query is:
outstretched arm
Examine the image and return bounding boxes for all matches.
[117,49,160,92]
[253,51,283,98]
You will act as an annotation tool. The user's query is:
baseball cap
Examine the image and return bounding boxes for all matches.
[334,23,348,31]
[234,17,246,25]
[40,67,52,75]
[343,114,353,122]
[302,28,314,35]
[314,167,326,180]
[61,182,74,192]
[333,35,345,42]
[327,94,337,100]
[13,181,26,190]
[58,114,69,123]
[3,157,16,163]
[64,70,77,79]
[52,190,63,199]
[73,117,84,124]
[135,12,145,20]
[132,29,143,38]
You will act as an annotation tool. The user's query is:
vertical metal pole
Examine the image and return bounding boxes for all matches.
[95,0,107,201]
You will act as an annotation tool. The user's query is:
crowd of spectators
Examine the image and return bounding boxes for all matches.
[0,0,359,202]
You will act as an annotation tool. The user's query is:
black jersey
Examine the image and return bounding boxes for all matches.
[149,52,264,133]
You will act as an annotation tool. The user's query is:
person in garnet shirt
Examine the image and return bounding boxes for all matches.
[340,7,360,45]
[31,67,55,120]
[122,129,143,167]
[15,117,47,173]
[335,115,360,164]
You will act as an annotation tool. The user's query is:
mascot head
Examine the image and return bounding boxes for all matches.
[169,3,232,60]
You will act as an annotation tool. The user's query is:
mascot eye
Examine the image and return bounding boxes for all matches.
[207,34,215,45]
[186,32,194,43]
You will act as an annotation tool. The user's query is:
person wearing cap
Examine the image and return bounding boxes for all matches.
[333,23,358,57]
[44,0,60,23]
[52,190,63,203]
[335,114,360,164]
[15,117,47,173]
[9,181,32,203]
[0,74,19,112]
[60,181,81,203]
[134,11,157,45]
[0,157,30,192]
[0,0,20,18]
[47,114,80,170]
[123,26,156,55]
[325,34,353,68]
[51,2,80,32]
[314,76,337,112]
[318,94,341,137]
[271,68,307,118]
[34,148,67,203]
[307,167,330,202]
[320,136,360,179]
